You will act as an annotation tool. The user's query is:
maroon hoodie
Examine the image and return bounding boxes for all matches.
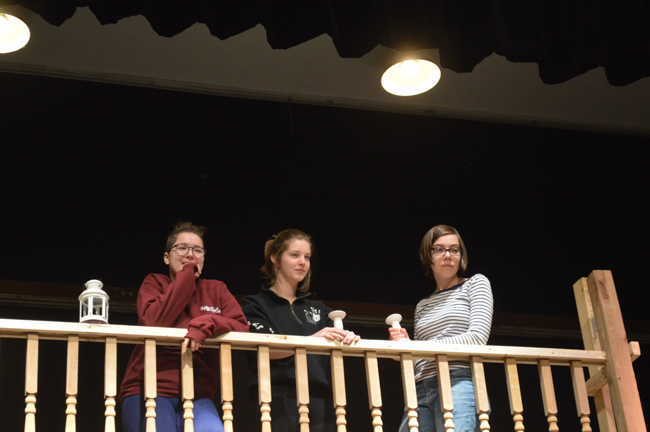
[119,263,248,400]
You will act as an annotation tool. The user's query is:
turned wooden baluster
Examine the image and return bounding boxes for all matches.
[331,349,348,432]
[181,344,195,432]
[504,357,525,432]
[470,356,491,432]
[105,337,117,432]
[24,333,38,432]
[220,343,234,432]
[295,347,311,432]
[365,351,383,432]
[537,359,559,432]
[400,352,419,432]
[144,339,157,432]
[258,345,273,432]
[571,361,592,432]
[436,354,454,432]
[65,335,79,432]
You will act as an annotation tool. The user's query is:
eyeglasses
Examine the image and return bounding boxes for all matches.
[431,247,461,257]
[169,244,206,257]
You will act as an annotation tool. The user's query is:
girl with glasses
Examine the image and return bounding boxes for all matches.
[120,222,249,432]
[389,224,493,432]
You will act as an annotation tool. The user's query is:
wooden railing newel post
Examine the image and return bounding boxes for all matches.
[586,270,646,432]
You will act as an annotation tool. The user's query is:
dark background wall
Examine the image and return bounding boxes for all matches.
[1,71,649,430]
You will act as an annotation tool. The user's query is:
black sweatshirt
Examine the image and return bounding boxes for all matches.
[241,285,334,398]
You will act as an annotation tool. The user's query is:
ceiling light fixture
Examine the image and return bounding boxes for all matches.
[0,13,30,54]
[381,59,441,96]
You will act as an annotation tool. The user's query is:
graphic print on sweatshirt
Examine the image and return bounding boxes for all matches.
[304,307,321,325]
[249,321,275,333]
[200,305,222,314]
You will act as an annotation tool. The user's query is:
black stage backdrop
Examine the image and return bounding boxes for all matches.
[1,71,650,431]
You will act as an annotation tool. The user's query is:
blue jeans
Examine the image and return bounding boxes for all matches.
[122,395,224,432]
[398,368,480,432]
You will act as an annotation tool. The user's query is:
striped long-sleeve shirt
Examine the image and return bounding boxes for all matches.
[413,273,493,382]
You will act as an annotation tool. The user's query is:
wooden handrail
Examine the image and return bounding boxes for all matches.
[0,319,608,367]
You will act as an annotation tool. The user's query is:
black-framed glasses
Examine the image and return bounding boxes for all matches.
[431,247,461,257]
[169,244,206,257]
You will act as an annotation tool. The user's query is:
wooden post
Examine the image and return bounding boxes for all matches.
[295,347,311,432]
[181,344,195,432]
[537,359,559,432]
[331,349,348,432]
[258,346,272,432]
[220,343,234,432]
[24,333,38,432]
[400,352,419,432]
[65,335,79,432]
[574,277,617,431]
[470,356,491,432]
[436,354,454,432]
[105,337,117,432]
[586,270,646,431]
[144,339,157,432]
[365,351,383,432]
[504,357,525,432]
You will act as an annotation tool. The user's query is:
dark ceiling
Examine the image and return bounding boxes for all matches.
[6,0,650,85]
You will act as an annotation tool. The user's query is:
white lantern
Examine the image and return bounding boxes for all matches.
[79,279,109,324]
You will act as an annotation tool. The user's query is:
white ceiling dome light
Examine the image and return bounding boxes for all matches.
[0,13,30,54]
[381,59,441,96]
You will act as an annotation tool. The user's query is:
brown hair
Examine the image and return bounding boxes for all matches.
[419,224,468,279]
[261,229,313,292]
[165,222,207,252]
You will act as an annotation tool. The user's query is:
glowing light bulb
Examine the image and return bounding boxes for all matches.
[399,60,420,76]
[0,13,30,54]
[381,59,441,96]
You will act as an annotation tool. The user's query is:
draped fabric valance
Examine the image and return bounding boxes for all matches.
[7,0,650,85]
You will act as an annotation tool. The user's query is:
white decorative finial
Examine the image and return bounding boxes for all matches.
[386,313,402,329]
[328,310,347,329]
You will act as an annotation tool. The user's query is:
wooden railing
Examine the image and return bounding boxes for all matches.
[0,270,645,432]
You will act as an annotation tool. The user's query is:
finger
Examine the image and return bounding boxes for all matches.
[182,338,189,349]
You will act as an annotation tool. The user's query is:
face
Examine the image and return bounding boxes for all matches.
[430,234,461,280]
[272,239,311,287]
[163,232,205,280]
